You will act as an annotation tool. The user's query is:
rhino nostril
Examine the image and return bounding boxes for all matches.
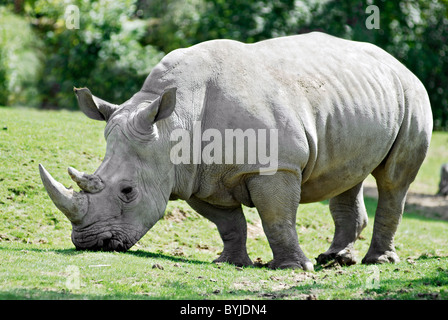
[96,231,113,250]
[102,238,111,249]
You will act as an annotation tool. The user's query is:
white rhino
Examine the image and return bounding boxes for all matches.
[39,32,432,270]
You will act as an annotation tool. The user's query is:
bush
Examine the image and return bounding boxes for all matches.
[0,48,8,106]
[28,0,164,108]
[0,6,43,107]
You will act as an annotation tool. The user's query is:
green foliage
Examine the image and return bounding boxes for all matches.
[0,6,43,106]
[139,0,310,52]
[0,47,8,106]
[137,0,204,53]
[0,0,447,128]
[25,0,163,108]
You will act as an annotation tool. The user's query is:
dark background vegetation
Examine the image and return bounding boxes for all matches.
[0,0,447,129]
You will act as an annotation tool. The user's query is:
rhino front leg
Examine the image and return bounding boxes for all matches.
[187,197,253,267]
[247,173,313,271]
[317,182,368,266]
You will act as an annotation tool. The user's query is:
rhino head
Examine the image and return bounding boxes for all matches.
[39,87,177,251]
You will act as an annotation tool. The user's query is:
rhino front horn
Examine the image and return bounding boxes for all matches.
[39,164,88,224]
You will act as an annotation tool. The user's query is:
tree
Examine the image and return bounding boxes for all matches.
[194,0,307,44]
[25,0,164,108]
[0,6,42,107]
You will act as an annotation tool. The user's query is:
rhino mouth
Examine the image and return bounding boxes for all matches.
[77,236,128,252]
[72,226,140,252]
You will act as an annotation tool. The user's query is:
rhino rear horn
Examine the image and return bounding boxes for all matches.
[68,167,104,193]
[74,87,119,121]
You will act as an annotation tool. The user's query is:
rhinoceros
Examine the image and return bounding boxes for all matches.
[39,32,432,270]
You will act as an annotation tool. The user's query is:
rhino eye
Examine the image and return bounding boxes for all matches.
[119,185,137,202]
[121,186,133,195]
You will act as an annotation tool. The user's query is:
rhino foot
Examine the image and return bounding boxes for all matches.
[362,250,400,264]
[316,248,357,266]
[213,252,253,267]
[267,259,314,271]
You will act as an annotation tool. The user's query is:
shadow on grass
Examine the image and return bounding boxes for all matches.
[0,245,81,255]
[125,249,208,265]
[0,287,171,300]
[0,244,208,265]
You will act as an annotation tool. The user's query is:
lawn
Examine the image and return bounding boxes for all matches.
[0,106,447,301]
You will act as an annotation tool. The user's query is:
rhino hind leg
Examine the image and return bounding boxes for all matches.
[363,111,431,264]
[317,182,368,266]
[363,161,419,264]
[361,182,408,264]
[247,173,314,271]
[187,197,253,267]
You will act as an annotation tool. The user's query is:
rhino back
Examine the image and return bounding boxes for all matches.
[141,32,431,203]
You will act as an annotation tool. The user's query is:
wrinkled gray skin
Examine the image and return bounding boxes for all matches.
[40,32,432,270]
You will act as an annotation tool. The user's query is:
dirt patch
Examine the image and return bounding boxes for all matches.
[247,219,264,239]
[164,208,190,222]
[363,182,448,221]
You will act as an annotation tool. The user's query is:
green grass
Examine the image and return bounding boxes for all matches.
[1,106,447,300]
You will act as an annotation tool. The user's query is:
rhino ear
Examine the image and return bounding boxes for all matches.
[74,87,119,121]
[156,87,177,122]
[149,87,177,123]
[134,88,177,131]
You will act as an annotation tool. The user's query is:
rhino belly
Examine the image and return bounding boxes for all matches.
[299,157,382,204]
